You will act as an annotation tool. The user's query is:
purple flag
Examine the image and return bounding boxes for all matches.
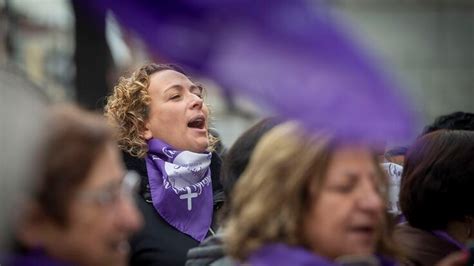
[145,139,213,242]
[80,0,416,143]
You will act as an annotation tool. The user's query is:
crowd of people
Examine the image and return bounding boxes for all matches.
[1,63,474,266]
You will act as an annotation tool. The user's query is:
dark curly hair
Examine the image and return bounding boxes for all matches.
[422,112,474,136]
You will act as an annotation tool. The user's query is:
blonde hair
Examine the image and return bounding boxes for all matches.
[225,121,389,260]
[104,63,217,158]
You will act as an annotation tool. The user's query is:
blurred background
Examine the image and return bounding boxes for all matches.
[0,0,473,147]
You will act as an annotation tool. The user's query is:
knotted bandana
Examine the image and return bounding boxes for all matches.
[145,139,213,241]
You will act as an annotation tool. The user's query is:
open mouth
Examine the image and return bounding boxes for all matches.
[187,115,206,130]
[349,225,376,235]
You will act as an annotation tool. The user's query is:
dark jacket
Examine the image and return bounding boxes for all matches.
[394,223,460,266]
[124,151,224,266]
[185,232,235,266]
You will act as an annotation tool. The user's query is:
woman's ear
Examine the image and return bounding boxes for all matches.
[143,122,153,140]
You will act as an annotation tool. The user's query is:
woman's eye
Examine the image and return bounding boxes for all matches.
[191,89,204,99]
[192,86,205,99]
[170,94,180,100]
[330,184,354,193]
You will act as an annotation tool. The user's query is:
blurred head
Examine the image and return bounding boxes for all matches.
[421,111,474,136]
[220,117,281,205]
[384,146,407,166]
[17,105,142,266]
[400,130,474,231]
[105,63,215,157]
[226,122,387,261]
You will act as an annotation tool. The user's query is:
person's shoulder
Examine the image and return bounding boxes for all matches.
[210,151,224,193]
[186,234,226,266]
[122,151,147,174]
[394,223,460,266]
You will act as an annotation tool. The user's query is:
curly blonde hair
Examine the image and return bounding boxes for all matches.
[104,63,216,158]
[224,122,390,260]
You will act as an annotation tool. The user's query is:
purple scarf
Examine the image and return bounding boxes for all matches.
[247,243,397,266]
[145,139,213,242]
[1,249,72,266]
[247,244,336,266]
[432,230,466,250]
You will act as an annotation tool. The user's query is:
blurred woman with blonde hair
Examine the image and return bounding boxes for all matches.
[225,121,397,265]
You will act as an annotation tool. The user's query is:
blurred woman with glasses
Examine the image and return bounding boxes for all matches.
[11,104,143,266]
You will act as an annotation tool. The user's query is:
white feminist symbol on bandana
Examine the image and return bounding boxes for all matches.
[180,187,198,211]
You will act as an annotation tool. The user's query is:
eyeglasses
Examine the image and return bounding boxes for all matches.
[76,171,140,208]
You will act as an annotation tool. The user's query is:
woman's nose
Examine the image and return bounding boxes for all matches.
[359,182,384,213]
[116,197,143,233]
[189,94,204,110]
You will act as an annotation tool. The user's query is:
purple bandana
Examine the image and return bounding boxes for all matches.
[145,139,213,242]
[247,244,336,266]
[248,243,397,266]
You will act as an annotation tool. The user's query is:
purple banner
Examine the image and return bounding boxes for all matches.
[81,0,416,143]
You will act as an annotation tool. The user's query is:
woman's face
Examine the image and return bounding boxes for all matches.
[33,143,143,266]
[303,146,385,260]
[143,70,210,153]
